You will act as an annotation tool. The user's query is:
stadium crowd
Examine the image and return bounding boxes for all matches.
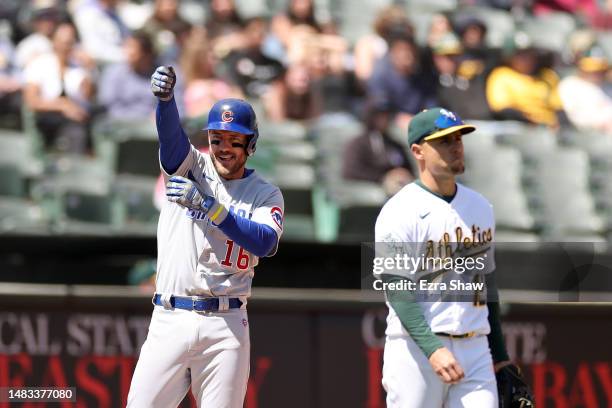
[0,0,611,208]
[0,0,612,153]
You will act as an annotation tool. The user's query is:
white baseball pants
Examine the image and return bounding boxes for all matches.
[383,335,498,408]
[127,306,250,408]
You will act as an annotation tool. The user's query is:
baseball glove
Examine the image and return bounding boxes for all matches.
[496,364,535,408]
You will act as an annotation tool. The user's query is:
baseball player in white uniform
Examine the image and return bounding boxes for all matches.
[375,108,512,408]
[127,67,284,407]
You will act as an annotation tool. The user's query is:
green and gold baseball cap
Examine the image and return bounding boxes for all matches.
[408,107,476,145]
[432,33,463,56]
[578,45,609,73]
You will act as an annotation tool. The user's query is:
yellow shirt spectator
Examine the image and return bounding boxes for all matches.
[486,64,563,127]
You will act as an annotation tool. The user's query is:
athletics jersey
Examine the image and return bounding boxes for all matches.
[155,145,284,298]
[375,181,495,337]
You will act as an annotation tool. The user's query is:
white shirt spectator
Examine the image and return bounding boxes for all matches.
[73,0,129,64]
[15,33,53,70]
[23,53,89,104]
[559,74,612,135]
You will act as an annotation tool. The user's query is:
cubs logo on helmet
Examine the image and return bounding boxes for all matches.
[221,110,234,122]
[270,207,283,229]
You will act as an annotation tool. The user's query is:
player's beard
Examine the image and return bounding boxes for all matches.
[211,152,248,179]
[450,161,465,175]
[449,153,465,175]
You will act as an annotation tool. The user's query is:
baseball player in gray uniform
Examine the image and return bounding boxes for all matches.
[375,108,527,408]
[127,66,284,407]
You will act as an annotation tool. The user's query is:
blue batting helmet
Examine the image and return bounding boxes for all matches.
[205,98,259,156]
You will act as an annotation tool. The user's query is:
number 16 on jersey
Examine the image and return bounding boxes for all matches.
[221,239,251,270]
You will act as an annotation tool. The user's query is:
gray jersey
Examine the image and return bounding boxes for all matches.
[156,146,284,298]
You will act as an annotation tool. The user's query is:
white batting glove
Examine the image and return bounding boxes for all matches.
[151,66,176,101]
[166,176,213,211]
[166,173,228,224]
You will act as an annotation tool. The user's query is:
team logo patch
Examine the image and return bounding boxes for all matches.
[221,110,234,122]
[439,108,457,121]
[270,206,283,229]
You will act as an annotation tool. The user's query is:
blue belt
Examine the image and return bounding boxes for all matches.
[153,294,243,311]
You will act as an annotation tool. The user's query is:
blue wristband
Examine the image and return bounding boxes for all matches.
[202,195,216,213]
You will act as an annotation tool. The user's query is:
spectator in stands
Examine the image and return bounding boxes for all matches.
[0,34,21,128]
[73,0,130,65]
[533,0,612,30]
[342,100,414,196]
[353,5,415,83]
[205,0,245,59]
[559,46,612,135]
[263,63,321,122]
[567,29,599,64]
[267,0,328,63]
[98,31,159,121]
[428,13,454,49]
[455,16,486,49]
[433,33,492,120]
[590,0,612,29]
[367,34,438,129]
[23,21,93,153]
[433,33,462,84]
[205,0,243,39]
[272,0,323,37]
[180,29,242,118]
[486,46,564,128]
[15,1,60,70]
[271,8,352,111]
[142,0,192,64]
[297,28,354,113]
[222,17,284,99]
[453,15,500,69]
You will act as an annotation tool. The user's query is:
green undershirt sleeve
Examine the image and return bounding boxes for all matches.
[486,271,510,363]
[382,274,444,358]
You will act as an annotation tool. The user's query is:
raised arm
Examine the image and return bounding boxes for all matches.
[151,66,190,174]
